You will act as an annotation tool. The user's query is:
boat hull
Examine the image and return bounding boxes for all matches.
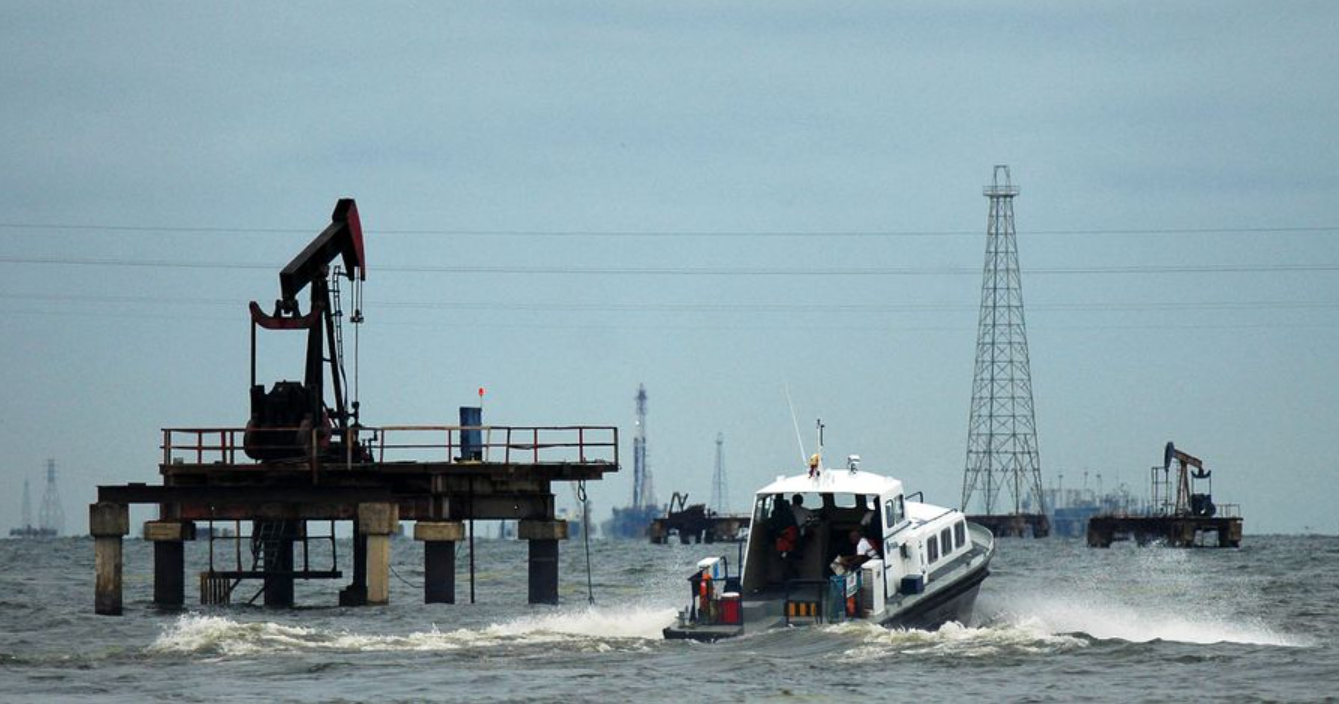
[663,557,990,642]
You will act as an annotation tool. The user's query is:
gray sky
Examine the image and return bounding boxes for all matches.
[2,1,1336,534]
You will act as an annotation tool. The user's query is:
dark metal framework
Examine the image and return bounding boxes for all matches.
[631,384,655,509]
[39,459,64,535]
[710,432,728,515]
[961,166,1046,517]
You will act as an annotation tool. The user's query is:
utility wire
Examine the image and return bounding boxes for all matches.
[2,255,1338,276]
[3,305,1336,332]
[1,292,1336,313]
[1,222,1336,238]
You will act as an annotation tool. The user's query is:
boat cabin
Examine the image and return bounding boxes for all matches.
[741,466,972,602]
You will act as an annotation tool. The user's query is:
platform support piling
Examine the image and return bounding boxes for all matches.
[415,521,464,604]
[519,520,568,605]
[359,503,398,605]
[339,518,368,606]
[145,521,196,607]
[258,520,297,607]
[90,502,129,616]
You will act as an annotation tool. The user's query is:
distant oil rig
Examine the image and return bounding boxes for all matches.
[1087,442,1243,548]
[603,384,660,539]
[649,432,750,544]
[960,165,1050,538]
[88,200,619,615]
[10,459,64,538]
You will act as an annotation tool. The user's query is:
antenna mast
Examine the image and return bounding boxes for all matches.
[20,477,33,529]
[631,384,655,509]
[709,432,728,515]
[38,459,64,536]
[961,166,1047,525]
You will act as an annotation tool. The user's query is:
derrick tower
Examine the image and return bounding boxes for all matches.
[709,432,728,515]
[961,166,1049,537]
[632,384,655,508]
[39,459,64,536]
[20,477,33,530]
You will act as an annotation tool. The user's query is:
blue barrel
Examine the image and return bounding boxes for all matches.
[459,406,483,460]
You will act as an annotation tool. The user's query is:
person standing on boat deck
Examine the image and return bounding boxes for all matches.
[771,497,799,556]
[836,529,879,571]
[789,494,816,534]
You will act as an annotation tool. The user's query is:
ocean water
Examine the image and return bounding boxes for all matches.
[1,535,1336,702]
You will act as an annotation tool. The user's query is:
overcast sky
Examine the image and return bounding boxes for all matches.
[2,2,1336,535]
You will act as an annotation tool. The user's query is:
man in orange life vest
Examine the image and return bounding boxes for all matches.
[774,494,816,579]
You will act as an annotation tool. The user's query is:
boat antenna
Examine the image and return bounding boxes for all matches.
[815,418,825,466]
[785,382,807,468]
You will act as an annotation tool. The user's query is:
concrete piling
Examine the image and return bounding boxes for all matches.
[90,502,129,616]
[519,520,568,605]
[415,521,464,604]
[144,520,196,607]
[258,520,298,607]
[358,503,398,605]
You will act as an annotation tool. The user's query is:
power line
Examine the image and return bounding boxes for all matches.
[2,292,1335,313]
[2,304,1335,332]
[0,222,1336,238]
[2,255,1338,276]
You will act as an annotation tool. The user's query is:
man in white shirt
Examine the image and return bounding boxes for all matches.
[836,528,879,571]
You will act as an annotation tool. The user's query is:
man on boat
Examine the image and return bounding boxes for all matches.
[835,528,879,572]
[789,494,815,530]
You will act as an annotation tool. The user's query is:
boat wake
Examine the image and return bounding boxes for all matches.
[833,619,1087,660]
[983,593,1308,647]
[148,607,679,657]
[830,587,1308,661]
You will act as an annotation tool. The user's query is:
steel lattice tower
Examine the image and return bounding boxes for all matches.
[709,432,728,515]
[39,459,64,536]
[961,166,1046,517]
[19,477,33,530]
[631,385,655,509]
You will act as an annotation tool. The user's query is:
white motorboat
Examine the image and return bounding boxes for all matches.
[664,454,994,641]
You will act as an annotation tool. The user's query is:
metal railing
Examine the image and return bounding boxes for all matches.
[161,424,619,469]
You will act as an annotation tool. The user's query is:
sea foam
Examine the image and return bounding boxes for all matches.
[987,593,1309,647]
[834,618,1087,661]
[149,606,678,657]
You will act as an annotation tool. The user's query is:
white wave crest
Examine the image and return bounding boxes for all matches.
[149,607,678,657]
[989,594,1308,647]
[834,619,1087,661]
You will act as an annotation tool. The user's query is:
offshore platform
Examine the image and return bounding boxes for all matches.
[960,165,1049,538]
[602,384,660,539]
[9,459,64,538]
[649,433,750,544]
[1087,442,1242,548]
[89,199,618,614]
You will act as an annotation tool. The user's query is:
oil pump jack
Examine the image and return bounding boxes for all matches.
[244,198,368,463]
[1160,441,1216,518]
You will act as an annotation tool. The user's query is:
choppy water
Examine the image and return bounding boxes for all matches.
[1,535,1336,702]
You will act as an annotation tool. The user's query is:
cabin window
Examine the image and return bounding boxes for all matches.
[926,537,939,564]
[954,521,966,549]
[754,494,774,522]
[833,493,859,508]
[940,528,953,556]
[883,496,905,529]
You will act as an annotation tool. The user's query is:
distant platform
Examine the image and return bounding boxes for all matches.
[1087,514,1242,548]
[967,513,1050,538]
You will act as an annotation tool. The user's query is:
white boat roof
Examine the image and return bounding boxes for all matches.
[755,468,904,498]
